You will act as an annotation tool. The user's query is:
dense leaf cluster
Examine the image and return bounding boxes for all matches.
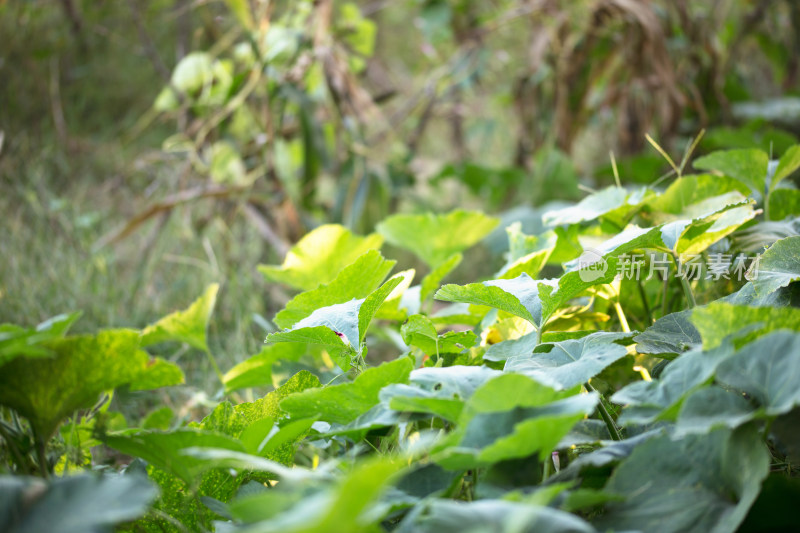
[2,147,800,532]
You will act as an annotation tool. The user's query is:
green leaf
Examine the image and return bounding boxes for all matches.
[204,370,320,441]
[770,145,800,192]
[718,280,798,307]
[106,429,248,485]
[128,356,185,391]
[597,427,769,533]
[443,253,626,332]
[267,275,403,368]
[550,430,661,482]
[0,329,146,438]
[675,387,756,436]
[497,223,556,279]
[436,275,547,326]
[280,357,413,425]
[747,236,800,297]
[434,374,597,468]
[377,210,499,268]
[176,448,314,482]
[715,331,800,416]
[237,417,277,455]
[108,372,319,486]
[269,323,353,350]
[170,52,214,93]
[691,302,800,349]
[543,186,629,227]
[339,3,377,57]
[273,250,395,329]
[358,276,404,344]
[227,456,403,531]
[460,373,578,417]
[380,366,502,422]
[142,407,174,430]
[258,225,383,291]
[646,174,748,220]
[420,253,462,304]
[674,202,757,256]
[258,418,316,457]
[766,188,800,220]
[0,474,157,533]
[483,330,539,362]
[310,457,404,531]
[399,499,596,533]
[223,344,305,393]
[206,370,319,465]
[504,332,631,390]
[693,148,769,195]
[633,309,700,357]
[373,268,416,322]
[0,312,81,365]
[140,283,219,352]
[401,314,477,356]
[612,341,736,425]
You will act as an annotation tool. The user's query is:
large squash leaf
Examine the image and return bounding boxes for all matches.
[693,148,769,196]
[376,210,499,268]
[691,302,800,349]
[0,474,157,533]
[433,374,596,469]
[273,250,395,329]
[280,357,413,425]
[504,332,632,390]
[380,366,502,423]
[0,329,148,438]
[266,275,403,369]
[597,426,769,533]
[747,236,800,297]
[258,224,383,291]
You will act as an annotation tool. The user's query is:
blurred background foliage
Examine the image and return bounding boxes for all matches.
[1,0,799,388]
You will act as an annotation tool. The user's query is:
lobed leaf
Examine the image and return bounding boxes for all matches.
[273,250,395,329]
[747,235,800,297]
[140,283,219,352]
[504,332,632,390]
[377,210,499,268]
[258,225,383,291]
[693,148,769,196]
[280,357,413,425]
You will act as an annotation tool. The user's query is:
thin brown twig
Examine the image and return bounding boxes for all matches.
[93,185,249,250]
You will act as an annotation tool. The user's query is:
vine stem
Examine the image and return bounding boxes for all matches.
[678,275,697,308]
[205,349,225,384]
[542,455,553,481]
[585,382,622,441]
[671,252,697,309]
[613,302,631,333]
[34,434,50,479]
[636,280,653,325]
